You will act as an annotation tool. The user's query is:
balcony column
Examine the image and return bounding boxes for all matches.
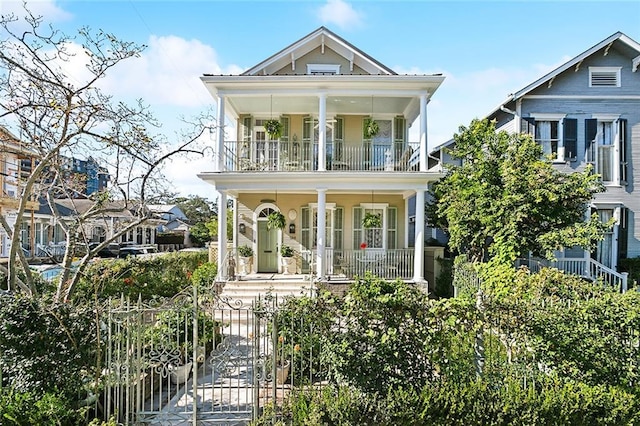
[318,93,327,172]
[217,190,227,281]
[216,94,225,172]
[316,188,327,279]
[419,93,428,172]
[412,188,426,283]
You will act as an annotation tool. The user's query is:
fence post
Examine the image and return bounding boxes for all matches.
[474,288,485,379]
[192,284,198,426]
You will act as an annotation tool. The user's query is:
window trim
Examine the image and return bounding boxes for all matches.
[530,113,566,162]
[588,67,621,88]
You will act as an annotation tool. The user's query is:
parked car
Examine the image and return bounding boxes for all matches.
[118,245,158,258]
[89,242,120,258]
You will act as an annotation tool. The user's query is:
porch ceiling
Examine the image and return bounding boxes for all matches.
[200,75,445,121]
[197,170,444,197]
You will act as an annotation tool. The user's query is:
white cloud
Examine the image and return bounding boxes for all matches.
[98,35,232,108]
[1,0,71,22]
[317,0,363,30]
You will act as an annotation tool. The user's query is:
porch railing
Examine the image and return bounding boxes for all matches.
[517,257,628,292]
[222,140,419,172]
[312,248,414,280]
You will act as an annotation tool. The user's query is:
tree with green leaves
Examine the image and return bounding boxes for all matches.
[428,118,610,264]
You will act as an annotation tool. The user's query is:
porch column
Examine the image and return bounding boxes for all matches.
[318,93,327,172]
[217,190,227,281]
[216,94,225,172]
[316,188,327,279]
[419,93,428,172]
[413,189,426,283]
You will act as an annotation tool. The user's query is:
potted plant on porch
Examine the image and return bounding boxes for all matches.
[280,245,296,275]
[237,245,253,275]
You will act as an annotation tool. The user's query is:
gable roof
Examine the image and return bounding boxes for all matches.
[242,26,396,76]
[496,32,640,113]
[431,32,640,157]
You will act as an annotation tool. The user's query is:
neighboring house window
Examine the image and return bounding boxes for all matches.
[353,204,397,250]
[592,208,614,268]
[589,67,621,87]
[307,64,340,75]
[536,121,560,158]
[523,115,576,161]
[586,117,627,185]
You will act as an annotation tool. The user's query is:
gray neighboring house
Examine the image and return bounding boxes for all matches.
[148,204,191,246]
[430,31,640,277]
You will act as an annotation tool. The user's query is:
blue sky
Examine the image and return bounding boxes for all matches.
[3,0,640,199]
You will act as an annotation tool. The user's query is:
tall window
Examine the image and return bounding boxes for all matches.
[593,209,614,268]
[300,205,343,250]
[586,117,625,185]
[535,121,560,158]
[525,114,571,161]
[353,204,397,250]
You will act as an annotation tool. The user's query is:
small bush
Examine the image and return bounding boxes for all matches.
[72,251,209,301]
[0,294,97,398]
[265,379,640,426]
[0,387,87,426]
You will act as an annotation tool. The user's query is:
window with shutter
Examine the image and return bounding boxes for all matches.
[586,116,623,185]
[530,114,566,161]
[353,204,397,249]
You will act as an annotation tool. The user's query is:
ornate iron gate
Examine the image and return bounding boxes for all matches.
[101,287,283,425]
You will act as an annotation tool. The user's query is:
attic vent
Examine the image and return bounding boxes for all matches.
[307,64,340,75]
[589,67,620,87]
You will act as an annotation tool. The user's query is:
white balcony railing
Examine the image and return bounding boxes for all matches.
[222,141,419,172]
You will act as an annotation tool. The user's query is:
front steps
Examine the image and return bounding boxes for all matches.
[217,275,316,307]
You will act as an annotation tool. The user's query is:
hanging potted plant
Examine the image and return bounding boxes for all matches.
[267,211,286,230]
[362,212,382,229]
[265,119,283,140]
[363,117,379,139]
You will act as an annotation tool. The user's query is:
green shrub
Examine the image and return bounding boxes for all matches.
[0,294,98,399]
[72,251,209,301]
[264,379,640,426]
[326,273,436,394]
[190,261,218,290]
[270,291,337,385]
[0,387,87,426]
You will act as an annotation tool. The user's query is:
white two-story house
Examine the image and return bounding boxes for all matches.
[198,27,444,283]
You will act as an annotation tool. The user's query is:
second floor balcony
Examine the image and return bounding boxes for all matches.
[222,140,421,173]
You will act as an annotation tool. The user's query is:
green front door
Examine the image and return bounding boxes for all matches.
[257,221,278,273]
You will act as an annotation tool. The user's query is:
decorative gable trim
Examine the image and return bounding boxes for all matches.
[511,32,640,99]
[242,27,396,76]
